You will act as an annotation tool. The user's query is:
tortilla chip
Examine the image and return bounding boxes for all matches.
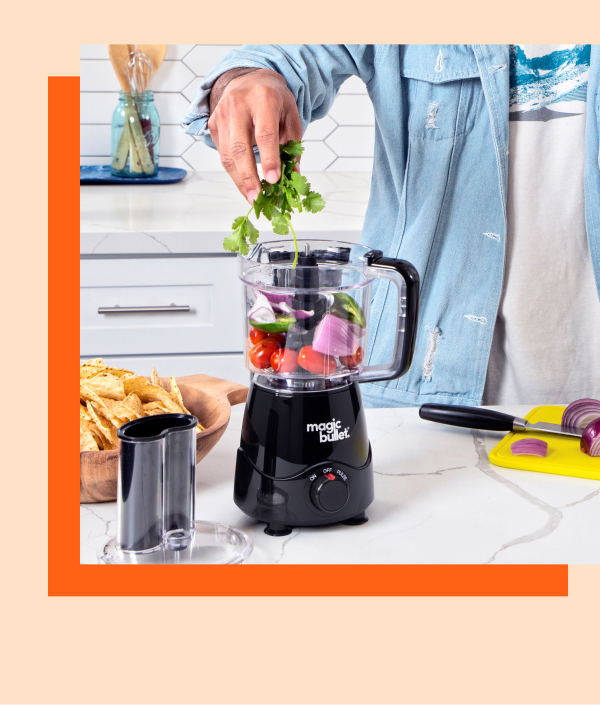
[143,401,172,416]
[80,365,108,380]
[82,358,104,366]
[80,382,107,408]
[85,375,126,401]
[80,424,99,452]
[123,376,181,411]
[80,404,91,421]
[120,392,144,419]
[168,377,187,411]
[151,367,166,389]
[86,401,119,449]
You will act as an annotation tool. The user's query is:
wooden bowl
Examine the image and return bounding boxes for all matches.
[80,374,248,503]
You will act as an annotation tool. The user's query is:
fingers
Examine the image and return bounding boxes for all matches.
[254,110,281,184]
[209,116,248,199]
[229,111,262,204]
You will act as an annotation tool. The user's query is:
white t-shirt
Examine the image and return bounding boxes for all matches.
[483,44,600,406]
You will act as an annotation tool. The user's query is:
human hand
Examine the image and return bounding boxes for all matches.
[208,68,303,204]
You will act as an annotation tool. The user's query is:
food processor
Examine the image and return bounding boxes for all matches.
[234,239,419,536]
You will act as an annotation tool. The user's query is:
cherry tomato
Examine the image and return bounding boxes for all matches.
[249,340,280,369]
[298,346,337,375]
[249,327,286,346]
[340,346,364,369]
[271,348,299,374]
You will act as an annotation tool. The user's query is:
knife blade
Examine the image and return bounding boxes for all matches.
[419,404,582,438]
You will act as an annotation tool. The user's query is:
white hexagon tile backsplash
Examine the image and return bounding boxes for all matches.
[79,44,374,172]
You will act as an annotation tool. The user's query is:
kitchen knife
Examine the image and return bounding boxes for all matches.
[419,404,582,438]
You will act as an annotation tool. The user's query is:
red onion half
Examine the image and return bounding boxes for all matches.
[581,418,600,457]
[511,438,548,457]
[313,314,359,357]
[562,398,600,429]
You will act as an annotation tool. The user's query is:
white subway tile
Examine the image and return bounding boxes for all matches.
[80,92,118,124]
[80,60,121,92]
[158,156,190,170]
[165,45,196,60]
[327,157,373,172]
[154,92,190,124]
[152,61,196,91]
[329,95,375,126]
[326,126,375,157]
[80,45,109,60]
[182,76,204,103]
[160,125,195,156]
[338,75,368,94]
[303,115,337,141]
[80,156,110,165]
[300,142,337,170]
[182,141,224,171]
[80,125,111,156]
[183,45,242,76]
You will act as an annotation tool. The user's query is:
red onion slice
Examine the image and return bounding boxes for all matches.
[581,418,600,457]
[313,314,359,357]
[248,294,276,322]
[511,438,548,457]
[562,398,600,429]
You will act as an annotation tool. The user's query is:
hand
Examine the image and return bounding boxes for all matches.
[207,68,303,204]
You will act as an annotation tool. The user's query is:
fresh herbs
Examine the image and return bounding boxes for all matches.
[223,140,326,266]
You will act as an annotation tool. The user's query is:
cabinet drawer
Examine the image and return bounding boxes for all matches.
[80,257,244,356]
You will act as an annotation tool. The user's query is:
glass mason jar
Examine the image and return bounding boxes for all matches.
[111,91,159,177]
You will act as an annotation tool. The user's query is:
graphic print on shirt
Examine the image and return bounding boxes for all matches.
[509,44,590,121]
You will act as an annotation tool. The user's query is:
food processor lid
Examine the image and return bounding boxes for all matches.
[239,239,378,293]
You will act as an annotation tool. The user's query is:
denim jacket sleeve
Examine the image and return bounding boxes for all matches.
[181,44,375,148]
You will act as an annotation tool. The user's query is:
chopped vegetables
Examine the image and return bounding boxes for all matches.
[581,418,600,457]
[562,398,600,429]
[511,438,548,457]
[312,314,360,357]
[331,292,367,328]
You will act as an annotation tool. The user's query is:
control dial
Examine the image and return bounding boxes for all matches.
[310,473,349,513]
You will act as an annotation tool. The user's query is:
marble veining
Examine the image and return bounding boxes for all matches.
[80,172,371,255]
[80,405,600,565]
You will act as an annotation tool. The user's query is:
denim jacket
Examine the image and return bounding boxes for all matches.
[182,45,600,408]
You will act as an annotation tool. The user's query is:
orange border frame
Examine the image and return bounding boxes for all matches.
[49,76,568,596]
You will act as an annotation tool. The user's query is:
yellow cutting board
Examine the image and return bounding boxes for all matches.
[489,405,600,481]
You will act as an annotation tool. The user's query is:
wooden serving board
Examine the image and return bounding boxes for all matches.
[80,374,248,503]
[489,405,600,481]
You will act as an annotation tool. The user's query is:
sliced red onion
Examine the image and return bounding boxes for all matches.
[256,289,293,307]
[248,294,275,322]
[562,398,600,429]
[249,307,276,324]
[346,321,366,339]
[294,308,314,319]
[511,438,548,457]
[581,417,600,457]
[313,314,359,357]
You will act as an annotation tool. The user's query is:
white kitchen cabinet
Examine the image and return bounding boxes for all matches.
[80,352,250,386]
[80,256,244,357]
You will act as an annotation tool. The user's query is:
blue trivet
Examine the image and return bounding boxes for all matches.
[80,165,187,184]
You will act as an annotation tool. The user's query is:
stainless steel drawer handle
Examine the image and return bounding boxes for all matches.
[98,305,191,314]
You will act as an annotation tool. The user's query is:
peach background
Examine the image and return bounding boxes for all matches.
[6,1,600,702]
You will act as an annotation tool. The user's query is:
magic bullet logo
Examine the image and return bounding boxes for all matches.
[306,418,350,443]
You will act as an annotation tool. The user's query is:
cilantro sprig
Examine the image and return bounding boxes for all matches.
[223,140,326,267]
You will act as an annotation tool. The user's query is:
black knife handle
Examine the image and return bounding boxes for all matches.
[419,404,516,432]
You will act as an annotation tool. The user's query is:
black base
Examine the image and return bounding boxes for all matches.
[342,511,369,526]
[265,523,293,537]
[234,378,375,534]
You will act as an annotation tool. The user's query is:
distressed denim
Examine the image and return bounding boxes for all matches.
[182,45,600,408]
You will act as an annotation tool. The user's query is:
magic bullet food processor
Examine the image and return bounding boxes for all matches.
[235,239,419,536]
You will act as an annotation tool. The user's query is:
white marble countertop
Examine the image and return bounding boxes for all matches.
[81,404,600,565]
[80,171,371,255]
